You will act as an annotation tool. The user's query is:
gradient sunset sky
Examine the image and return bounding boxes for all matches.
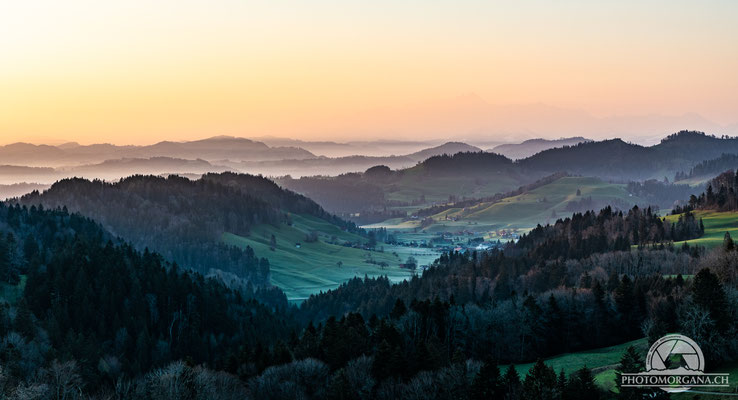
[1,1,737,145]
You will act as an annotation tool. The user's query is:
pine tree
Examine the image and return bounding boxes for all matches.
[706,184,715,204]
[693,268,729,331]
[326,369,357,400]
[522,359,558,400]
[545,295,565,353]
[471,358,503,400]
[503,365,522,400]
[566,366,598,400]
[616,346,646,400]
[614,275,638,337]
[390,298,407,319]
[724,231,735,251]
[14,300,35,340]
[272,340,292,365]
[269,234,277,251]
[556,369,567,398]
[372,339,396,381]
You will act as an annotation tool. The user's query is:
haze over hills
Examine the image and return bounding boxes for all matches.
[251,136,450,158]
[0,136,316,167]
[0,183,50,200]
[236,141,484,177]
[406,142,482,161]
[0,157,232,185]
[278,131,729,223]
[0,138,483,183]
[491,137,592,159]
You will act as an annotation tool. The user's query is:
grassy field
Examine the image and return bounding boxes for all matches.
[223,213,440,301]
[369,176,646,240]
[456,176,641,228]
[504,337,738,396]
[665,210,738,248]
[383,165,523,206]
[502,338,648,393]
[0,275,26,304]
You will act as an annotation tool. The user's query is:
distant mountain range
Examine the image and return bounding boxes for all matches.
[234,141,483,177]
[0,136,316,167]
[0,183,50,200]
[408,142,481,161]
[3,131,738,191]
[250,137,447,158]
[491,137,591,159]
[0,157,231,184]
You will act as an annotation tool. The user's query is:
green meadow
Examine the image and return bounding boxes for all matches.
[503,338,648,393]
[223,213,439,301]
[383,165,523,209]
[369,176,646,240]
[665,210,738,248]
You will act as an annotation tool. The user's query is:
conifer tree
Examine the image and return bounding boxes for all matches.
[522,359,558,400]
[471,358,503,400]
[693,268,729,331]
[616,346,645,400]
[724,231,734,251]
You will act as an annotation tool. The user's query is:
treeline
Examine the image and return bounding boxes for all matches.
[202,172,360,233]
[516,205,703,260]
[0,202,294,395]
[674,153,738,181]
[421,151,515,175]
[682,169,738,211]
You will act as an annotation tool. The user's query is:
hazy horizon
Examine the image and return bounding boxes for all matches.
[3,1,738,145]
[1,95,735,147]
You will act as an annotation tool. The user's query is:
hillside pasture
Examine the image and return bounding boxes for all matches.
[665,210,738,248]
[224,213,439,301]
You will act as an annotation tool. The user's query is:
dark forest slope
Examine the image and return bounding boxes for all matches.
[19,173,360,289]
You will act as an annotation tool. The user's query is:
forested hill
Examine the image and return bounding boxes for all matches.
[519,139,656,180]
[515,205,703,261]
[278,152,537,216]
[675,153,738,182]
[301,203,706,323]
[18,173,359,288]
[520,130,738,180]
[293,200,736,380]
[201,172,359,232]
[418,151,515,175]
[681,169,738,211]
[0,202,294,389]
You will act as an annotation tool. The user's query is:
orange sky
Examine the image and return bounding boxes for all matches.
[1,1,737,145]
